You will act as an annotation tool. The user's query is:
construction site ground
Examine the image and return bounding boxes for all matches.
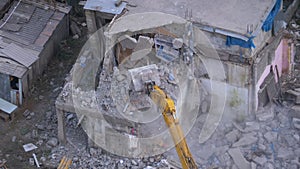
[0,7,300,169]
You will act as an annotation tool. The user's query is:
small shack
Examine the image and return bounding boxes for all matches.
[0,0,71,108]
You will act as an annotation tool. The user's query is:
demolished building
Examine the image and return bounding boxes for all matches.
[56,0,299,160]
[0,0,71,108]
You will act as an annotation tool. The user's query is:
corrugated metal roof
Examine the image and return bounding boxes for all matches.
[84,0,126,15]
[0,1,55,44]
[0,58,27,78]
[0,1,69,78]
[1,43,38,68]
[10,6,54,44]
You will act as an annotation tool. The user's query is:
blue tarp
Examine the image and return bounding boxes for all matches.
[226,36,256,49]
[225,0,281,48]
[262,0,281,32]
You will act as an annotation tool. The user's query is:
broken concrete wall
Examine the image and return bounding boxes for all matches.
[200,27,272,61]
[201,78,249,121]
[254,36,295,110]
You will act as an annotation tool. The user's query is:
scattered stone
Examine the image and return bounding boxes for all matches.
[264,131,278,142]
[130,36,154,61]
[47,138,58,147]
[149,157,155,163]
[228,148,251,169]
[89,147,97,157]
[264,162,275,169]
[36,124,45,130]
[73,157,79,162]
[233,133,258,147]
[253,156,267,166]
[46,111,52,119]
[81,22,87,27]
[292,118,300,129]
[251,162,257,169]
[291,106,300,118]
[30,112,35,116]
[39,95,44,100]
[67,114,74,121]
[29,158,35,166]
[293,134,300,141]
[73,34,79,39]
[172,38,183,49]
[232,164,238,169]
[40,156,46,162]
[31,130,38,139]
[23,109,31,117]
[119,35,137,49]
[258,143,266,151]
[12,136,16,142]
[245,121,260,131]
[70,21,81,36]
[256,110,274,122]
[131,160,138,166]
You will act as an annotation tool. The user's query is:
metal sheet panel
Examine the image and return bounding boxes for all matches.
[0,61,27,78]
[84,0,126,15]
[0,97,17,114]
[2,43,38,68]
[0,73,10,102]
[1,2,55,44]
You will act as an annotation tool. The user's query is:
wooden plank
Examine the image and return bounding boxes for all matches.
[0,111,10,121]
[56,108,66,144]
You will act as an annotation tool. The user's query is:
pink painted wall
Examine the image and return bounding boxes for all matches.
[255,38,293,110]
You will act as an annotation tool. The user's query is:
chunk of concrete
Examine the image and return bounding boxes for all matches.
[225,129,239,143]
[292,118,300,129]
[263,131,278,142]
[47,137,58,147]
[277,148,294,160]
[244,121,260,131]
[286,89,300,104]
[256,110,274,122]
[228,148,251,169]
[130,36,154,61]
[253,156,267,166]
[233,133,258,147]
[172,38,183,49]
[290,106,300,118]
[119,35,137,49]
[251,162,257,169]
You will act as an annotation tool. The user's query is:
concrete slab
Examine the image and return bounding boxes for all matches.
[126,0,276,36]
[228,148,251,169]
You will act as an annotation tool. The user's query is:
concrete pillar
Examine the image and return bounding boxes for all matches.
[56,108,66,144]
[85,10,98,34]
[18,78,22,105]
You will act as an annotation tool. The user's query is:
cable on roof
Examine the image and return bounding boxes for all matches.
[0,0,22,29]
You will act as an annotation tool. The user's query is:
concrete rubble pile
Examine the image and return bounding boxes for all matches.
[179,104,300,169]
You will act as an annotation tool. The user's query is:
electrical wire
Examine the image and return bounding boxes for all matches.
[0,0,22,29]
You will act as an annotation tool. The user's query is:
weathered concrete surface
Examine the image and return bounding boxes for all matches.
[126,0,276,36]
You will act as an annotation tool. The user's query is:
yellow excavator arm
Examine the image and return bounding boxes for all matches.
[146,82,197,169]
